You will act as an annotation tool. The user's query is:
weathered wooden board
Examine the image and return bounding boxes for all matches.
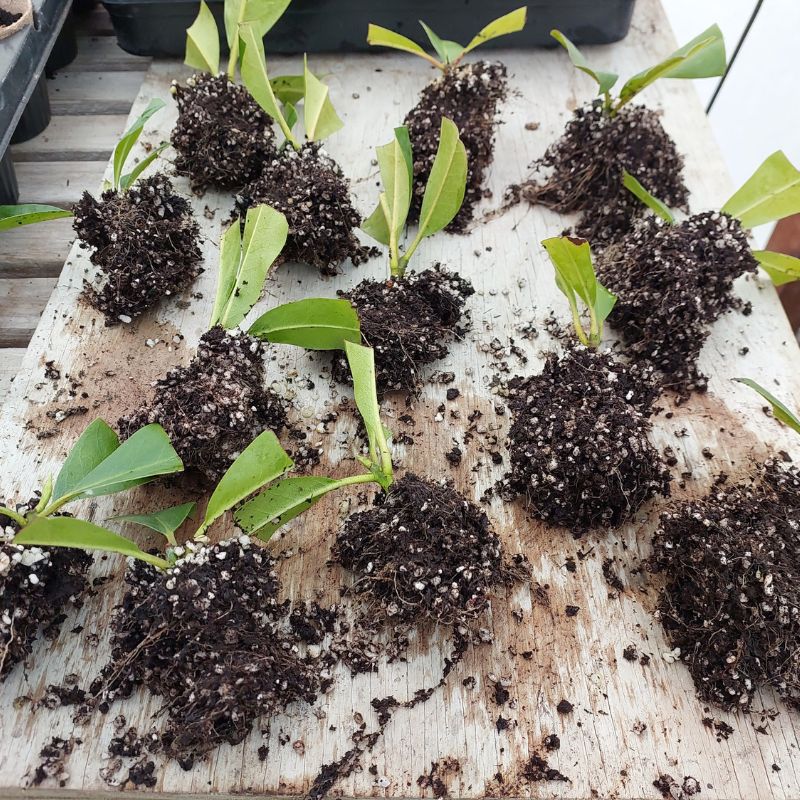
[1,1,800,798]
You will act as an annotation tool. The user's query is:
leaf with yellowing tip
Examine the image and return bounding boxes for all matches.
[303,55,343,142]
[551,29,617,95]
[753,250,800,286]
[462,7,527,56]
[185,0,220,75]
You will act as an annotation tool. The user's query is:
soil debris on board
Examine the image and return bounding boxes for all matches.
[0,509,91,681]
[118,326,287,482]
[653,774,702,799]
[506,101,688,248]
[74,174,203,325]
[25,736,81,788]
[235,143,377,275]
[331,266,474,394]
[499,345,671,533]
[651,460,800,711]
[171,73,277,192]
[405,61,507,232]
[597,211,758,399]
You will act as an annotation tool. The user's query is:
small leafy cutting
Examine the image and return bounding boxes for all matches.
[4,420,184,570]
[542,236,616,347]
[108,98,169,192]
[552,24,726,116]
[367,8,527,71]
[362,118,467,277]
[734,378,800,437]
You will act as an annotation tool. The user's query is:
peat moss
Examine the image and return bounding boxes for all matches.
[74,174,203,324]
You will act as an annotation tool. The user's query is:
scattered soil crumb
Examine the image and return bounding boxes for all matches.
[653,774,702,799]
[417,757,462,798]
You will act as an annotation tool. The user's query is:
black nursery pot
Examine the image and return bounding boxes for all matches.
[102,0,635,57]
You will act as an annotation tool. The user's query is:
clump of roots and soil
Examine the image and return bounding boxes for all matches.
[499,345,671,533]
[331,267,474,394]
[234,143,375,275]
[118,326,286,483]
[405,61,507,233]
[85,537,330,769]
[0,511,91,680]
[73,174,203,324]
[651,460,800,711]
[171,73,277,192]
[507,101,688,248]
[596,211,758,399]
[332,473,528,648]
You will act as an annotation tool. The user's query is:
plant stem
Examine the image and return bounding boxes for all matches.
[40,494,72,518]
[132,551,171,570]
[0,506,26,527]
[397,228,425,277]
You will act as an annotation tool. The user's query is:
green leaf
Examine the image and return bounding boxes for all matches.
[283,101,298,131]
[54,419,120,502]
[271,74,305,104]
[235,476,338,540]
[249,298,361,350]
[118,142,168,192]
[542,236,617,347]
[112,98,166,190]
[721,151,800,229]
[462,7,528,56]
[62,424,183,502]
[15,517,170,570]
[366,23,442,67]
[209,215,242,329]
[198,429,293,536]
[111,502,196,539]
[734,378,800,437]
[303,55,343,142]
[185,0,220,75]
[225,0,291,73]
[361,197,391,245]
[214,204,289,331]
[618,24,726,106]
[622,169,675,223]
[551,29,618,95]
[753,250,800,286]
[0,204,72,230]
[419,21,463,65]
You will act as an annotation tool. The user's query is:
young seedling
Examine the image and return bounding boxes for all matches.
[541,236,616,347]
[734,378,800,436]
[552,24,726,117]
[366,8,527,71]
[362,119,467,277]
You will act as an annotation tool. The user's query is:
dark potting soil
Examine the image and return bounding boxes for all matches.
[118,326,286,483]
[0,512,91,680]
[171,73,277,193]
[651,460,800,711]
[86,536,330,769]
[332,473,528,638]
[0,9,22,25]
[405,61,507,233]
[234,143,376,275]
[74,174,203,325]
[331,267,474,394]
[499,345,671,533]
[597,211,758,399]
[507,101,688,249]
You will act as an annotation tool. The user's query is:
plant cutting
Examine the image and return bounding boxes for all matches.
[596,151,800,399]
[499,236,671,532]
[0,420,183,679]
[508,25,726,247]
[368,8,526,231]
[332,119,475,393]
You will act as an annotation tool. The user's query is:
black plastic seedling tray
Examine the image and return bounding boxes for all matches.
[103,0,636,58]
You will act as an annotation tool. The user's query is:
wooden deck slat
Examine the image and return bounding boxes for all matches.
[14,160,111,205]
[11,114,130,161]
[0,348,25,402]
[48,70,148,115]
[68,35,152,72]
[0,277,58,347]
[0,217,74,277]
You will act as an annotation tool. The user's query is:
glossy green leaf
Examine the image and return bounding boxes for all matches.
[235,476,338,540]
[119,142,168,192]
[551,29,618,94]
[618,24,726,105]
[622,169,675,223]
[735,378,800,437]
[213,204,289,330]
[209,216,242,329]
[0,204,72,230]
[361,196,391,245]
[54,419,120,502]
[283,101,298,131]
[271,74,305,104]
[198,429,293,535]
[185,0,220,74]
[753,250,800,286]
[419,21,463,65]
[226,0,291,72]
[462,7,527,56]
[367,24,442,67]
[249,298,361,349]
[112,98,166,190]
[722,151,800,229]
[111,502,196,538]
[63,424,183,502]
[15,516,170,570]
[303,55,343,142]
[542,236,616,347]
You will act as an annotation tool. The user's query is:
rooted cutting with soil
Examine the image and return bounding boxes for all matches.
[651,460,800,711]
